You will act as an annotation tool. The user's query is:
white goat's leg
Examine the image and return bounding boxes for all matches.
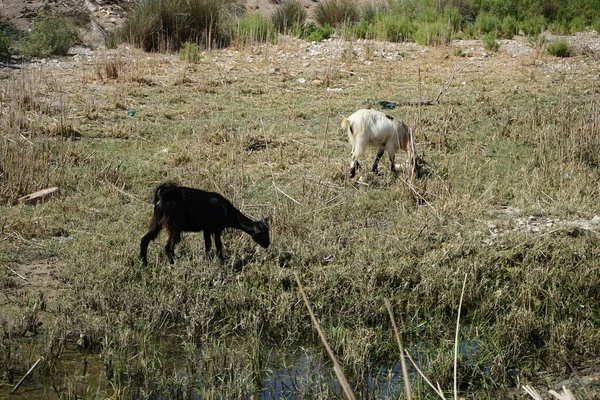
[350,146,363,178]
[387,146,397,174]
[372,149,385,174]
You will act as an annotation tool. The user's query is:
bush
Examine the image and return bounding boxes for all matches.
[547,19,570,35]
[483,31,500,52]
[415,21,451,46]
[500,15,517,38]
[291,22,333,41]
[120,0,239,52]
[352,19,371,39]
[237,12,276,45]
[475,12,501,35]
[272,0,307,33]
[593,17,600,33]
[360,1,388,23]
[313,0,359,27]
[443,6,463,33]
[0,22,18,57]
[547,40,570,57]
[22,13,79,56]
[569,15,587,33]
[519,15,546,36]
[370,13,413,42]
[179,42,203,62]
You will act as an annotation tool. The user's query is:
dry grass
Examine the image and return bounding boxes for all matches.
[1,34,599,398]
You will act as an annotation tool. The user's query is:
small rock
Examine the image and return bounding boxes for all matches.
[311,79,323,86]
[590,215,600,225]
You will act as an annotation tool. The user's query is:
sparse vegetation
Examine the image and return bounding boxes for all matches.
[272,0,307,34]
[313,0,359,27]
[236,11,277,45]
[483,31,500,52]
[20,13,79,57]
[1,0,600,398]
[547,39,570,57]
[118,0,240,51]
[179,41,203,63]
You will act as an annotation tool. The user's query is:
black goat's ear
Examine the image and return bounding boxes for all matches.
[262,213,269,225]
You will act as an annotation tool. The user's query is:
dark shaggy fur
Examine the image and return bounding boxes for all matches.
[140,182,270,265]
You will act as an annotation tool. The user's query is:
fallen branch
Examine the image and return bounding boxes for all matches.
[7,266,28,282]
[384,298,412,400]
[18,187,59,205]
[0,62,22,69]
[294,272,356,400]
[374,63,470,108]
[11,358,42,394]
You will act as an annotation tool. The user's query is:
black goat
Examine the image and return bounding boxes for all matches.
[140,182,270,265]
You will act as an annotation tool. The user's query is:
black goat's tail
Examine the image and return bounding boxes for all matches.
[153,181,179,205]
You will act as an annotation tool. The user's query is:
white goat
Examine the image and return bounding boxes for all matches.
[342,109,418,178]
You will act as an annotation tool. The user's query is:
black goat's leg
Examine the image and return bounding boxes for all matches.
[165,231,181,264]
[372,150,384,174]
[214,232,224,263]
[140,225,161,266]
[203,231,213,260]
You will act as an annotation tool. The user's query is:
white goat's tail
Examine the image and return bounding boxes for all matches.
[341,118,352,133]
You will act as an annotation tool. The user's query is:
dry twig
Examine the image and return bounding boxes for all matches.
[293,272,356,400]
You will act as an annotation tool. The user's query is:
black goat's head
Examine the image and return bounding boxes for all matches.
[251,215,270,248]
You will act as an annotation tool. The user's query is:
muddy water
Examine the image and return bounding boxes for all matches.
[2,341,107,399]
[3,337,409,399]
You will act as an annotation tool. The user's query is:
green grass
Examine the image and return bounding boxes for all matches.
[1,36,600,398]
[547,40,570,57]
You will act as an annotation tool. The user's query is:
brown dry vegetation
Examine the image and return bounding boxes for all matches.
[1,32,600,398]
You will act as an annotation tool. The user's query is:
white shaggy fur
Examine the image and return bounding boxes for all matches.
[342,109,414,178]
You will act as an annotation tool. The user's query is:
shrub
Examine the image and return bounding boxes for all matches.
[352,19,371,39]
[443,6,463,33]
[370,13,413,42]
[475,12,501,35]
[22,13,79,56]
[415,21,451,46]
[415,6,438,24]
[569,15,587,33]
[519,15,546,36]
[547,40,570,57]
[179,42,203,62]
[360,1,388,23]
[593,17,600,33]
[272,0,307,33]
[313,0,359,27]
[307,23,333,41]
[548,19,570,35]
[0,22,17,57]
[500,15,517,38]
[464,22,476,38]
[291,22,333,41]
[120,0,239,52]
[237,12,276,45]
[483,31,500,52]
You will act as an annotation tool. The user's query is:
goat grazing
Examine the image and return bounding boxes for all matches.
[140,182,270,265]
[341,108,421,178]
